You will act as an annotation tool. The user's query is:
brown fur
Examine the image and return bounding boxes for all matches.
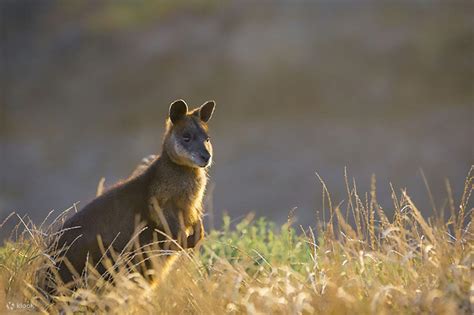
[50,100,215,289]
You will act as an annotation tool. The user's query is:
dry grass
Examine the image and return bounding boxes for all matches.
[0,168,472,314]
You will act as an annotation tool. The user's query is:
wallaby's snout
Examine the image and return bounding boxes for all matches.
[199,150,211,167]
[164,99,215,169]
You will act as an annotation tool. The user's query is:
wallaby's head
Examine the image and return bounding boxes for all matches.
[163,99,215,169]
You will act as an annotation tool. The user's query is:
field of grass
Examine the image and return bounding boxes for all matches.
[0,168,472,314]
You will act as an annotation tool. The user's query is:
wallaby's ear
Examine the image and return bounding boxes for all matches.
[199,100,215,123]
[169,99,188,124]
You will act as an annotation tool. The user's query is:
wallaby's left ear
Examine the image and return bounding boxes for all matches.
[169,99,188,124]
[199,100,216,123]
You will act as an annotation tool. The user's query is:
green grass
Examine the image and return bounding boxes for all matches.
[0,168,472,314]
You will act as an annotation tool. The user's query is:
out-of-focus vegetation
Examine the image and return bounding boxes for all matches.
[86,0,222,32]
[1,2,472,239]
[0,169,472,314]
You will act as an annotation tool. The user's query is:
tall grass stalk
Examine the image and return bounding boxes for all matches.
[0,168,472,314]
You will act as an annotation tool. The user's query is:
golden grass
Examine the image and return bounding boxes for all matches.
[0,167,472,314]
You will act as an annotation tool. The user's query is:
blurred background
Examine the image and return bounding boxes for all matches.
[1,1,473,239]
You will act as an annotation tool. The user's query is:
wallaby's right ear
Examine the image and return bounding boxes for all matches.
[169,99,188,124]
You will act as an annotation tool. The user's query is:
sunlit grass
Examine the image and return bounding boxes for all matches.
[0,168,472,314]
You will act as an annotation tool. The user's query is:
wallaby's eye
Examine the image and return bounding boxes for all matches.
[205,136,210,142]
[182,133,191,142]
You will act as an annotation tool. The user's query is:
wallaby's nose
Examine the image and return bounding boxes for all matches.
[200,152,211,164]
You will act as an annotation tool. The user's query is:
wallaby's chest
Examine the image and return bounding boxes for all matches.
[148,165,206,225]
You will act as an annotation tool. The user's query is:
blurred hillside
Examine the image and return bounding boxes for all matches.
[0,1,473,238]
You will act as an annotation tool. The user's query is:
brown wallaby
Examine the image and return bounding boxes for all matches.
[49,99,215,290]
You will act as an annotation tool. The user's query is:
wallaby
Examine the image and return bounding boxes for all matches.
[48,99,215,291]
